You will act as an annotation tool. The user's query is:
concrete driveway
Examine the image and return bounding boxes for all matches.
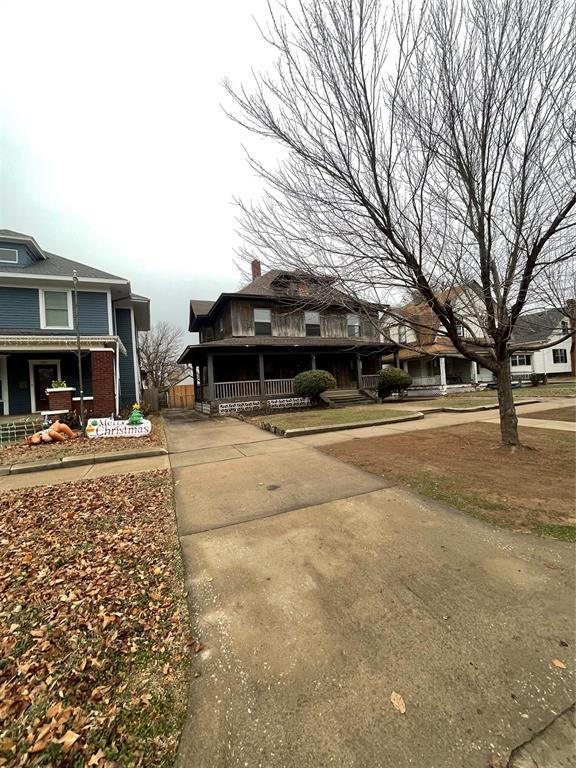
[165,411,576,768]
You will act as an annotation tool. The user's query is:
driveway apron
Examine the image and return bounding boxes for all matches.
[164,410,576,768]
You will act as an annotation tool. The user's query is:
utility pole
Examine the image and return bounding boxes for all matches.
[72,270,85,431]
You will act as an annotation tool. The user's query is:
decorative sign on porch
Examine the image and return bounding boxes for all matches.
[86,403,151,439]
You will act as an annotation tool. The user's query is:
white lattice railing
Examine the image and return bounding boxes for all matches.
[214,380,260,399]
[360,374,380,390]
[410,375,442,387]
[265,378,295,395]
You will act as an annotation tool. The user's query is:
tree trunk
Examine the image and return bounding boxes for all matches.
[495,358,520,447]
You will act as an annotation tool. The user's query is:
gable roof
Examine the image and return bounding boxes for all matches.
[0,229,127,282]
[512,308,565,344]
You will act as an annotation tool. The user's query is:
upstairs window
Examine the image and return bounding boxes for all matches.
[456,323,466,338]
[553,348,567,364]
[511,354,531,367]
[305,311,321,336]
[347,314,361,337]
[398,325,407,344]
[561,320,569,336]
[41,289,72,329]
[254,308,272,336]
[0,248,18,264]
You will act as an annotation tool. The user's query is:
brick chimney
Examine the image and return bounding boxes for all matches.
[251,259,262,280]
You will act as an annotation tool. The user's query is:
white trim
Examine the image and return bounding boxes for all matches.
[0,247,19,264]
[29,359,62,413]
[107,290,114,335]
[73,396,93,401]
[129,307,141,400]
[0,355,9,415]
[39,288,74,330]
[0,271,127,284]
[0,335,126,354]
[45,387,75,392]
[88,347,115,352]
[115,342,120,414]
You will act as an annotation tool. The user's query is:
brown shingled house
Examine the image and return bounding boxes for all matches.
[178,261,396,414]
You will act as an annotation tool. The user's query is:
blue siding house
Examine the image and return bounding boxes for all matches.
[0,230,150,416]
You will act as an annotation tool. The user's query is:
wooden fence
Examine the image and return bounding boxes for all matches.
[166,384,195,408]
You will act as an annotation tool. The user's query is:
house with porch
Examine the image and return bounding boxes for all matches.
[178,261,395,414]
[0,230,149,417]
[383,285,574,394]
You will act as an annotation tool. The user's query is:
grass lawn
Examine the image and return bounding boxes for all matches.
[0,470,190,766]
[249,405,417,431]
[0,414,167,466]
[321,422,576,542]
[521,406,576,423]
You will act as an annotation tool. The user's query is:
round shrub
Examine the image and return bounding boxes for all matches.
[293,369,337,404]
[378,366,412,399]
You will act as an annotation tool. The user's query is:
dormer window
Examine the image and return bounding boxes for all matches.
[0,248,18,264]
[254,308,272,336]
[456,323,466,338]
[347,314,361,337]
[305,311,321,336]
[40,289,73,329]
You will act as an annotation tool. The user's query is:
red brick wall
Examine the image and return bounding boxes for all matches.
[91,351,116,416]
[47,389,73,412]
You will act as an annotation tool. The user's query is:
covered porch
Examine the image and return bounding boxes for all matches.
[183,345,386,414]
[0,336,124,417]
[402,355,493,394]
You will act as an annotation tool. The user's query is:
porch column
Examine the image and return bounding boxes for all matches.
[206,353,215,401]
[310,352,316,370]
[356,354,363,388]
[393,350,400,368]
[439,356,447,389]
[258,353,266,398]
[470,360,478,384]
[91,349,116,416]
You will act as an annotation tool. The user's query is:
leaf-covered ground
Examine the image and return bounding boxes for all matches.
[0,416,167,466]
[0,470,190,767]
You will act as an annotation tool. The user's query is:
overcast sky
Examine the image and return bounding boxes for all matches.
[0,0,276,332]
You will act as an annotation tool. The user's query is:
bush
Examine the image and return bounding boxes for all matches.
[529,373,547,386]
[293,369,336,405]
[378,367,412,399]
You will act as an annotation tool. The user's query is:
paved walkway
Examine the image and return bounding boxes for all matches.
[166,409,576,768]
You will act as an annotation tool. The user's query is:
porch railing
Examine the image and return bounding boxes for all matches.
[360,374,380,390]
[410,375,442,387]
[265,378,294,395]
[214,380,260,399]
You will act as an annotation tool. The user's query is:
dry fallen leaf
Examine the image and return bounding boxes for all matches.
[56,730,80,751]
[390,691,406,714]
[88,749,106,765]
[552,659,566,669]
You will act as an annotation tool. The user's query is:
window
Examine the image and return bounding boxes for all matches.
[561,320,569,336]
[254,308,272,336]
[398,325,407,344]
[511,354,532,367]
[305,311,321,336]
[553,348,567,364]
[456,323,466,338]
[0,248,18,264]
[347,314,361,337]
[41,289,72,329]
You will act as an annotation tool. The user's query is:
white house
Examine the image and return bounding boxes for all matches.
[382,286,574,395]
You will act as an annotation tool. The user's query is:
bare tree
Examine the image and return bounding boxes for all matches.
[226,0,576,447]
[139,322,189,390]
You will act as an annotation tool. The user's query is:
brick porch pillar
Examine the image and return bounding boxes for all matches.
[91,349,116,416]
[47,388,74,412]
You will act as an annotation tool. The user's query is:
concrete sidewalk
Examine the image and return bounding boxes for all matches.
[167,411,575,768]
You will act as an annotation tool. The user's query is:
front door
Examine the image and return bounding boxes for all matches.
[33,364,58,411]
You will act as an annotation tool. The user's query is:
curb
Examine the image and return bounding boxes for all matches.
[279,412,424,438]
[441,398,542,413]
[1,448,169,476]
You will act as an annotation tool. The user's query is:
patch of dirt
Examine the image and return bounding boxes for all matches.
[321,423,575,532]
[0,415,167,465]
[0,470,190,767]
[520,406,576,423]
